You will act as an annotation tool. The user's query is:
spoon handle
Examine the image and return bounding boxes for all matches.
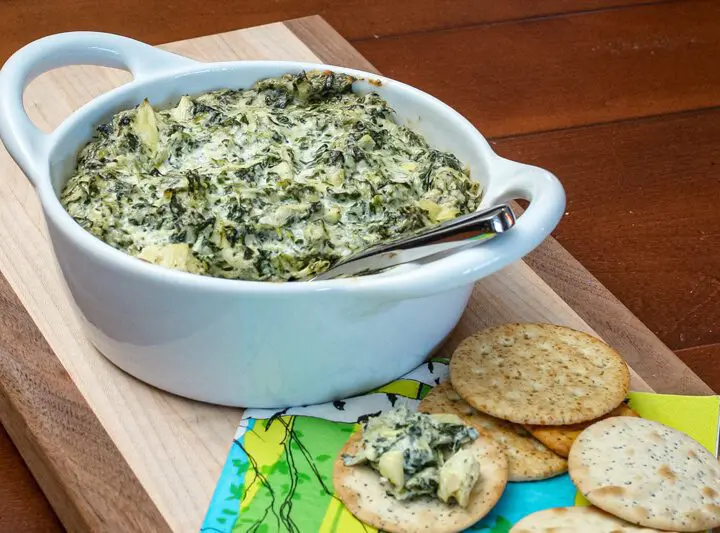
[311,204,516,281]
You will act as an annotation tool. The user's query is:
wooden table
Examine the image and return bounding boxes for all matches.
[0,1,717,531]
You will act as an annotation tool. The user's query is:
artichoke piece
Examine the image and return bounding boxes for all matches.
[133,99,159,154]
[437,446,481,508]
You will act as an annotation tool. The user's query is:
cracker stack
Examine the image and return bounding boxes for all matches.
[335,323,720,533]
[441,323,632,480]
[513,416,720,532]
[448,323,720,532]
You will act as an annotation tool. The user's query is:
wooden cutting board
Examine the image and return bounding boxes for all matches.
[0,16,713,533]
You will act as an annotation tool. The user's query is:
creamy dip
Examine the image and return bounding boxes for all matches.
[61,71,481,281]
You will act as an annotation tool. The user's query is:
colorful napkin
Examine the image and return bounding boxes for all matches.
[201,360,720,532]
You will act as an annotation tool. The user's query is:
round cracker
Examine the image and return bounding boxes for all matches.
[450,323,630,425]
[419,381,566,481]
[525,403,638,458]
[333,427,508,533]
[510,506,671,532]
[569,416,720,532]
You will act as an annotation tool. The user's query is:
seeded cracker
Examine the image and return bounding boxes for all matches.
[525,403,639,458]
[419,381,566,481]
[450,323,630,425]
[569,416,720,531]
[510,506,671,532]
[333,429,507,533]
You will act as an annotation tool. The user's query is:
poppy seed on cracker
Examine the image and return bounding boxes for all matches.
[333,429,508,533]
[568,416,720,531]
[510,505,671,532]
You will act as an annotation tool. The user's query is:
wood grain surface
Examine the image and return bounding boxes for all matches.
[354,0,720,137]
[0,272,170,533]
[285,15,716,397]
[0,423,62,533]
[0,0,667,60]
[492,109,720,354]
[0,0,717,529]
[679,344,720,383]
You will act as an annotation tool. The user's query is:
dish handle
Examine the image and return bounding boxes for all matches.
[0,31,198,185]
[351,156,566,299]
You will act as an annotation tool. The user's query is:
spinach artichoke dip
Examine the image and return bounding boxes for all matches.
[61,71,481,281]
[343,406,481,507]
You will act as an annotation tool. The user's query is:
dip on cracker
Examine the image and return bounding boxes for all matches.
[341,405,481,506]
[334,405,508,533]
[420,381,567,481]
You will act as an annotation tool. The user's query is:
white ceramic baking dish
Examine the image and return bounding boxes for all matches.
[0,32,565,407]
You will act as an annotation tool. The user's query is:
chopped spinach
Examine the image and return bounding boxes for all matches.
[61,70,481,281]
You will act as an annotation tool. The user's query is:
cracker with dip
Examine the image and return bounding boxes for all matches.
[333,406,508,533]
[333,324,720,532]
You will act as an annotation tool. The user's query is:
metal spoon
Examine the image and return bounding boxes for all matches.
[310,203,516,281]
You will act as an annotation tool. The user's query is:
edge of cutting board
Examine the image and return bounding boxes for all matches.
[0,14,712,533]
[284,15,712,397]
[0,270,171,532]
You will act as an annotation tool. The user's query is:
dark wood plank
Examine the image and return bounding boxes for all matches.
[0,425,62,533]
[0,0,670,62]
[0,272,170,533]
[354,0,720,137]
[286,16,714,396]
[492,108,720,353]
[523,235,717,395]
[296,12,720,357]
[286,16,378,73]
[676,344,720,393]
